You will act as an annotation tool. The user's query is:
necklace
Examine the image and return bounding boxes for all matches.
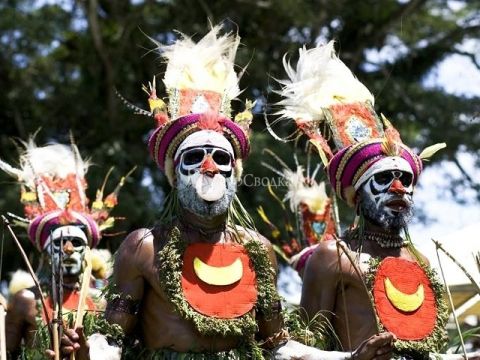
[349,229,406,248]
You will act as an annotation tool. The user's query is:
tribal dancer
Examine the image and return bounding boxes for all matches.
[258,151,337,277]
[0,139,125,359]
[277,41,480,359]
[56,25,396,360]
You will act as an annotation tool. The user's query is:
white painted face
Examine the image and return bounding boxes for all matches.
[175,131,237,218]
[45,225,88,278]
[359,167,414,231]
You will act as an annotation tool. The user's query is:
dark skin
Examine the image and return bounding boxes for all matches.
[55,208,283,358]
[54,160,396,359]
[301,219,423,352]
[6,240,86,355]
[301,178,426,358]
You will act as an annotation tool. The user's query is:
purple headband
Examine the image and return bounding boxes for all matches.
[27,210,101,251]
[148,113,250,171]
[328,139,422,206]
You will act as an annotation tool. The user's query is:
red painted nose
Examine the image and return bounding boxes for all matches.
[200,155,219,177]
[63,240,74,255]
[389,179,406,195]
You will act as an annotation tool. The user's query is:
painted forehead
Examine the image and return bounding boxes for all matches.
[354,156,413,190]
[174,130,234,162]
[43,225,87,249]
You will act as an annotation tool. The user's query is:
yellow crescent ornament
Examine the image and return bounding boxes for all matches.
[384,277,424,312]
[193,257,243,286]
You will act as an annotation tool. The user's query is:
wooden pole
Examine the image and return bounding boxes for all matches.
[52,310,60,360]
[1,216,51,325]
[71,246,93,360]
[435,245,468,360]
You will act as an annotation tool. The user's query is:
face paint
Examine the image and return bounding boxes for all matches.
[176,145,236,219]
[47,225,87,277]
[359,169,414,231]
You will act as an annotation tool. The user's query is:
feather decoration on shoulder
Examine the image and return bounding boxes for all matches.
[276,41,374,123]
[153,25,241,102]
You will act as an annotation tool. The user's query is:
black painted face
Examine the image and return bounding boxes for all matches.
[359,170,414,231]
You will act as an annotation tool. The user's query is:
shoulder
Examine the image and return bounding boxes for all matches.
[232,225,271,247]
[8,288,37,313]
[305,239,352,275]
[413,248,431,266]
[231,225,278,271]
[114,228,156,269]
[309,240,342,264]
[117,228,154,255]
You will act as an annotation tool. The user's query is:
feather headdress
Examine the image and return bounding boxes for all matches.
[143,25,252,186]
[0,137,130,250]
[1,141,88,189]
[277,41,374,122]
[159,25,240,110]
[283,166,329,215]
[276,41,385,158]
[276,41,445,207]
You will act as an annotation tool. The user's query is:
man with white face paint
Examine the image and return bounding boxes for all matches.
[48,225,89,278]
[0,139,124,358]
[175,130,238,218]
[356,156,415,234]
[275,41,478,359]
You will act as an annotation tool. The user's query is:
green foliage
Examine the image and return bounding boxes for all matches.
[1,0,480,277]
[283,306,338,350]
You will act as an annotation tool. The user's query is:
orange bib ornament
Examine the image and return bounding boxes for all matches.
[373,257,436,340]
[182,243,257,318]
[366,257,449,356]
[157,226,279,338]
[43,291,96,324]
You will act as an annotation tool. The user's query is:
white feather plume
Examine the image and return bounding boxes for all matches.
[276,41,374,122]
[155,25,241,100]
[283,166,329,214]
[9,139,89,189]
[8,270,35,296]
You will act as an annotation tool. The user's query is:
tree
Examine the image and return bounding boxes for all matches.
[1,0,479,275]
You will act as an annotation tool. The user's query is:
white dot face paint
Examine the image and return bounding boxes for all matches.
[46,225,88,278]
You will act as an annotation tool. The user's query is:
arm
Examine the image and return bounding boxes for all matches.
[6,289,37,353]
[105,228,152,334]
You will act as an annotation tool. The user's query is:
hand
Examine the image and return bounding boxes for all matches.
[45,326,89,360]
[351,332,396,360]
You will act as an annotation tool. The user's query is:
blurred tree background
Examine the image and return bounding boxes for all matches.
[1,0,479,277]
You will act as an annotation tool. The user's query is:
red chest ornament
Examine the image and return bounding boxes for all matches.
[43,290,96,323]
[373,257,437,340]
[181,243,257,319]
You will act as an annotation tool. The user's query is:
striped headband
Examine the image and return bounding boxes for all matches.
[148,113,250,185]
[27,210,101,251]
[327,139,423,207]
